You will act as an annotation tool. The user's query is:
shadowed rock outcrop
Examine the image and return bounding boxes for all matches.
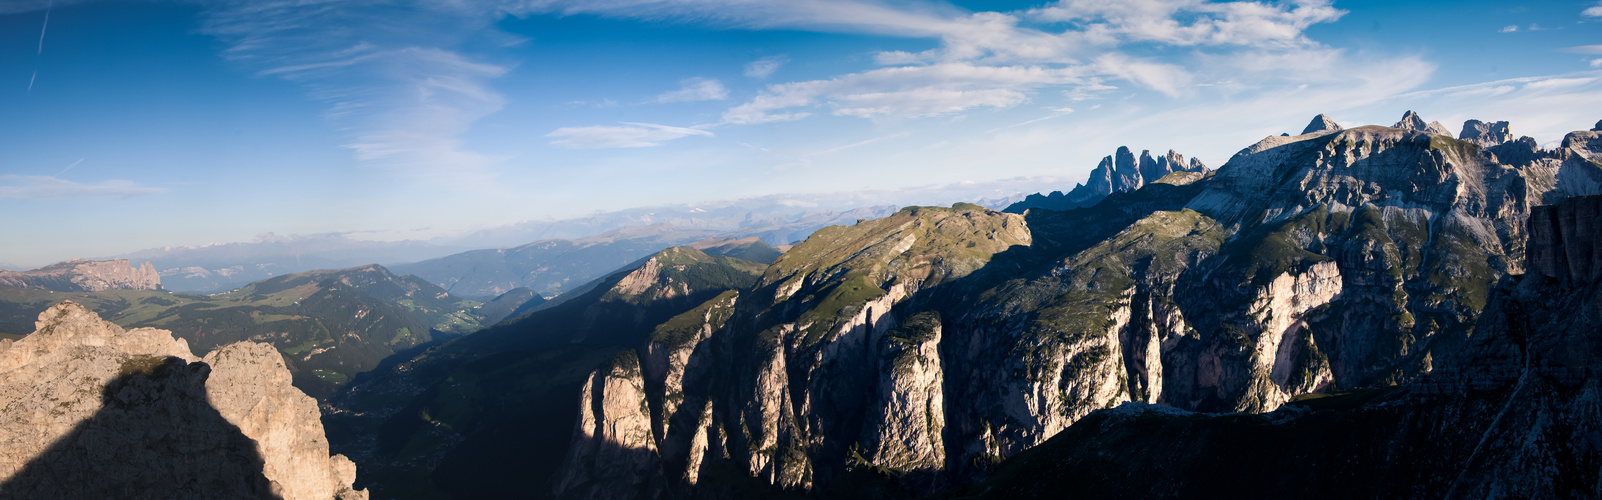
[0,302,365,499]
[1528,194,1602,284]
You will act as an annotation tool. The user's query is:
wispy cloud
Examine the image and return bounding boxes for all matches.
[744,55,789,78]
[0,0,81,15]
[56,158,82,176]
[656,77,729,102]
[1499,25,1517,33]
[37,0,50,55]
[0,175,163,200]
[546,122,714,148]
[197,0,515,183]
[723,63,1089,124]
[1560,45,1602,55]
[1584,1,1602,17]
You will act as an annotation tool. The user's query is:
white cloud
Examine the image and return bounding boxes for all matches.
[527,0,1355,125]
[546,122,714,148]
[1094,54,1192,96]
[1030,0,1346,48]
[0,175,164,200]
[656,77,729,103]
[1584,2,1602,17]
[1499,25,1517,33]
[833,88,1028,118]
[744,55,789,78]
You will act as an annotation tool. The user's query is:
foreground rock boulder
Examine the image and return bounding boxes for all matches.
[0,301,365,499]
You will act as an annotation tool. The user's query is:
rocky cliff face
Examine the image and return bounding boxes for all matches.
[1006,146,1209,213]
[0,259,161,292]
[556,351,663,500]
[0,301,364,499]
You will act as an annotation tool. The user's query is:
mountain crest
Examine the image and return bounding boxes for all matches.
[1006,146,1210,213]
[1459,119,1513,146]
[1301,113,1342,135]
[1392,110,1453,136]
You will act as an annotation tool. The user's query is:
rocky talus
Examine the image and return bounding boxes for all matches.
[0,301,365,499]
[0,259,161,292]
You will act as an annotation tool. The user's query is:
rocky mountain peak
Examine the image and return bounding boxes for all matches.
[1459,119,1513,146]
[1392,110,1453,136]
[0,258,161,292]
[1594,119,1601,132]
[0,301,365,499]
[1005,145,1210,213]
[1301,113,1342,134]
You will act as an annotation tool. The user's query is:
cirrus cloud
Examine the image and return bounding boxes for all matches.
[0,175,164,200]
[546,122,715,148]
[656,77,730,102]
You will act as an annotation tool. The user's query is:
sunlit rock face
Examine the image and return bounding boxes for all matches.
[0,301,366,500]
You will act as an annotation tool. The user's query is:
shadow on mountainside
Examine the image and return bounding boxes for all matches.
[0,356,279,500]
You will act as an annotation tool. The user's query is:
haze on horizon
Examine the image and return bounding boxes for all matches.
[2,0,1600,268]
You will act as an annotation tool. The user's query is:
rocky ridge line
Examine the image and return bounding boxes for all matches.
[1006,146,1209,213]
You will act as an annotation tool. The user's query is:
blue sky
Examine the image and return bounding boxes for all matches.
[2,0,1601,268]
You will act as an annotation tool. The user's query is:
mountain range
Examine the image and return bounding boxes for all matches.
[2,111,1600,499]
[308,112,1602,498]
[393,231,789,299]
